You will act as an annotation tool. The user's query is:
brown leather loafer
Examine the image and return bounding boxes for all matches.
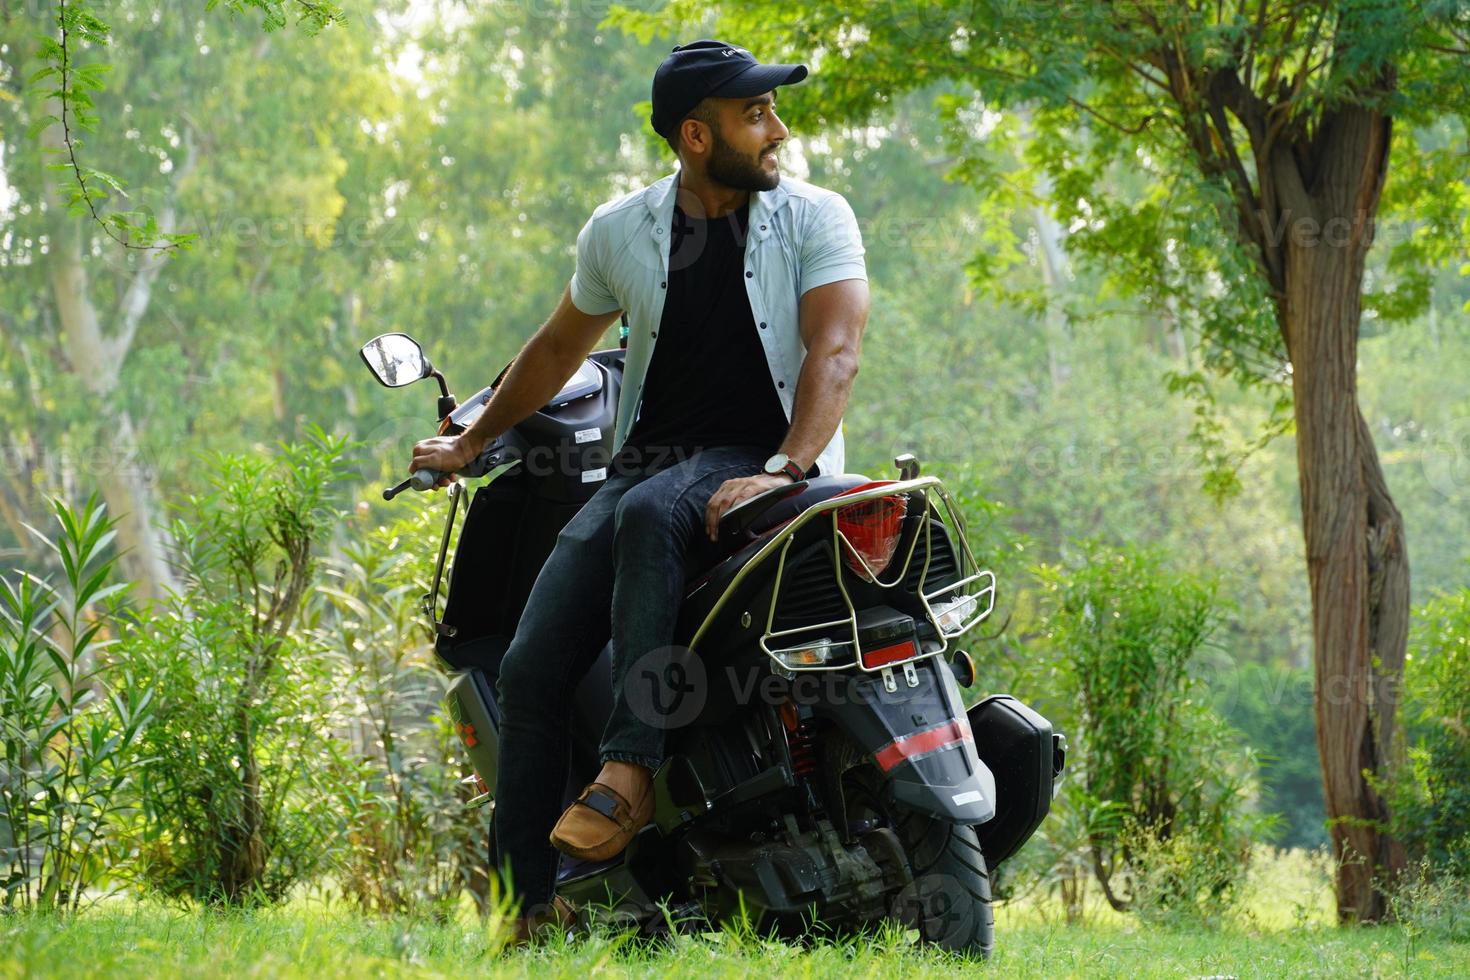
[548,781,654,862]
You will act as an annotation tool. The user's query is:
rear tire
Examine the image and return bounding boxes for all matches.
[846,767,994,957]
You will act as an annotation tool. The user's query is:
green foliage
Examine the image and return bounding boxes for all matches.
[321,506,487,917]
[1389,861,1470,944]
[0,497,153,911]
[1121,817,1248,929]
[1386,586,1470,876]
[27,0,342,250]
[1216,663,1327,850]
[128,430,352,905]
[621,0,1470,488]
[1034,543,1260,920]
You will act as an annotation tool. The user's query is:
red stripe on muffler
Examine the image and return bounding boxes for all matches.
[873,718,972,773]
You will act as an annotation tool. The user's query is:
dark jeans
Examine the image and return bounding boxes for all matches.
[492,444,769,910]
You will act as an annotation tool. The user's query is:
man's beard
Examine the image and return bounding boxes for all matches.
[706,127,780,191]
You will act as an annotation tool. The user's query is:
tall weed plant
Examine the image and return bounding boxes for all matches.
[128,430,353,905]
[1032,542,1261,923]
[322,506,487,917]
[0,497,153,910]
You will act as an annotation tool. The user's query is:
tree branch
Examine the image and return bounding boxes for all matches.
[106,127,198,365]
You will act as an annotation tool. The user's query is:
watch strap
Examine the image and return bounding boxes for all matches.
[780,459,805,482]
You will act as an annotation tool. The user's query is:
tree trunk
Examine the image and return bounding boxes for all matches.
[45,226,180,602]
[1272,104,1409,923]
[40,105,195,603]
[1031,204,1071,390]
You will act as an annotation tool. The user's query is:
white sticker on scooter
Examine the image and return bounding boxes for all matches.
[575,427,602,444]
[952,790,985,806]
[582,467,607,483]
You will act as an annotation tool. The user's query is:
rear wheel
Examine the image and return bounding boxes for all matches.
[844,767,994,957]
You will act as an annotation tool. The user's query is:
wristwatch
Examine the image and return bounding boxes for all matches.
[763,452,805,483]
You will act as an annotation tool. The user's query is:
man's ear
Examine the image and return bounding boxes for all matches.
[677,118,709,157]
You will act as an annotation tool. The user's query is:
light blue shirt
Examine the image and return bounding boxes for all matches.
[568,171,867,476]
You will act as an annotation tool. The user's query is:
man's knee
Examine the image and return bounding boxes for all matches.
[613,481,668,539]
[497,640,553,711]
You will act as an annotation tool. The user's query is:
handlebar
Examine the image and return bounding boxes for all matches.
[382,443,514,501]
[383,468,447,500]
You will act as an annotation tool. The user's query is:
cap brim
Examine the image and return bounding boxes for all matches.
[708,63,808,99]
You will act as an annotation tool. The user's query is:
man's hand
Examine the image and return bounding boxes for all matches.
[704,473,795,542]
[409,433,484,489]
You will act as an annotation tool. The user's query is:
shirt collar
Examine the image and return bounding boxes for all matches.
[643,169,789,243]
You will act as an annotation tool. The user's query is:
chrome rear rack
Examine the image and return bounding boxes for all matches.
[688,473,996,673]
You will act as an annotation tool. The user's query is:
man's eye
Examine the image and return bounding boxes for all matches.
[752,110,764,122]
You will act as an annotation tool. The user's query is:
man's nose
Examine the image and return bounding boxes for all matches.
[769,112,790,143]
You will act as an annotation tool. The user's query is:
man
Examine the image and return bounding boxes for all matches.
[409,39,868,941]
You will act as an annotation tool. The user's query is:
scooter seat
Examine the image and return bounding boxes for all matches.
[677,474,873,636]
[739,474,873,538]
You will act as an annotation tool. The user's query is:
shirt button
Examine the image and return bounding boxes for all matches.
[759,322,767,330]
[777,381,785,389]
[651,331,658,338]
[655,227,663,235]
[660,281,666,289]
[760,224,767,231]
[745,271,753,278]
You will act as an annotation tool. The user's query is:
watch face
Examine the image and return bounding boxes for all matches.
[764,452,789,475]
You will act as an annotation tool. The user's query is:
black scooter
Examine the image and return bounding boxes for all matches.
[361,332,1065,956]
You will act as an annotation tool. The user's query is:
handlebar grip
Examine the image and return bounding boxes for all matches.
[409,468,445,492]
[383,468,449,501]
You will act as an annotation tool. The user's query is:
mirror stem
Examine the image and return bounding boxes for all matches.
[436,392,458,420]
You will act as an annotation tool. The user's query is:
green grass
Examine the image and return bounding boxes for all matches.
[4,851,1468,979]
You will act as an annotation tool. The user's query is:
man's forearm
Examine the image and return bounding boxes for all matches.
[461,329,587,451]
[778,349,860,471]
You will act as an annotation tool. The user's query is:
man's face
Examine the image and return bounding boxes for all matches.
[701,92,790,191]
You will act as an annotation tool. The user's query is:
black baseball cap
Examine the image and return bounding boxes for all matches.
[651,40,808,139]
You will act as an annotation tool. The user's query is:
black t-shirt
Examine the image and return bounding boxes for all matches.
[619,201,790,469]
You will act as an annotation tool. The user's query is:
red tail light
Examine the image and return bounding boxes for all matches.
[861,638,917,671]
[834,483,908,581]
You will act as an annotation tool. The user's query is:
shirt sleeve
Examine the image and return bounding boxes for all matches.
[797,193,867,296]
[568,213,621,315]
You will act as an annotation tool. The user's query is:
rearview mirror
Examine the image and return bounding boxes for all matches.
[360,333,431,388]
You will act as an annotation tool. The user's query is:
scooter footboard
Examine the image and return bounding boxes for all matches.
[967,694,1066,867]
[445,668,501,792]
[813,658,996,825]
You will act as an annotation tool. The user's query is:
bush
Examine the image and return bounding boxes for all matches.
[1390,861,1470,943]
[321,505,488,917]
[1,498,153,910]
[1387,587,1470,876]
[1033,542,1261,922]
[128,431,353,905]
[1121,818,1245,928]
